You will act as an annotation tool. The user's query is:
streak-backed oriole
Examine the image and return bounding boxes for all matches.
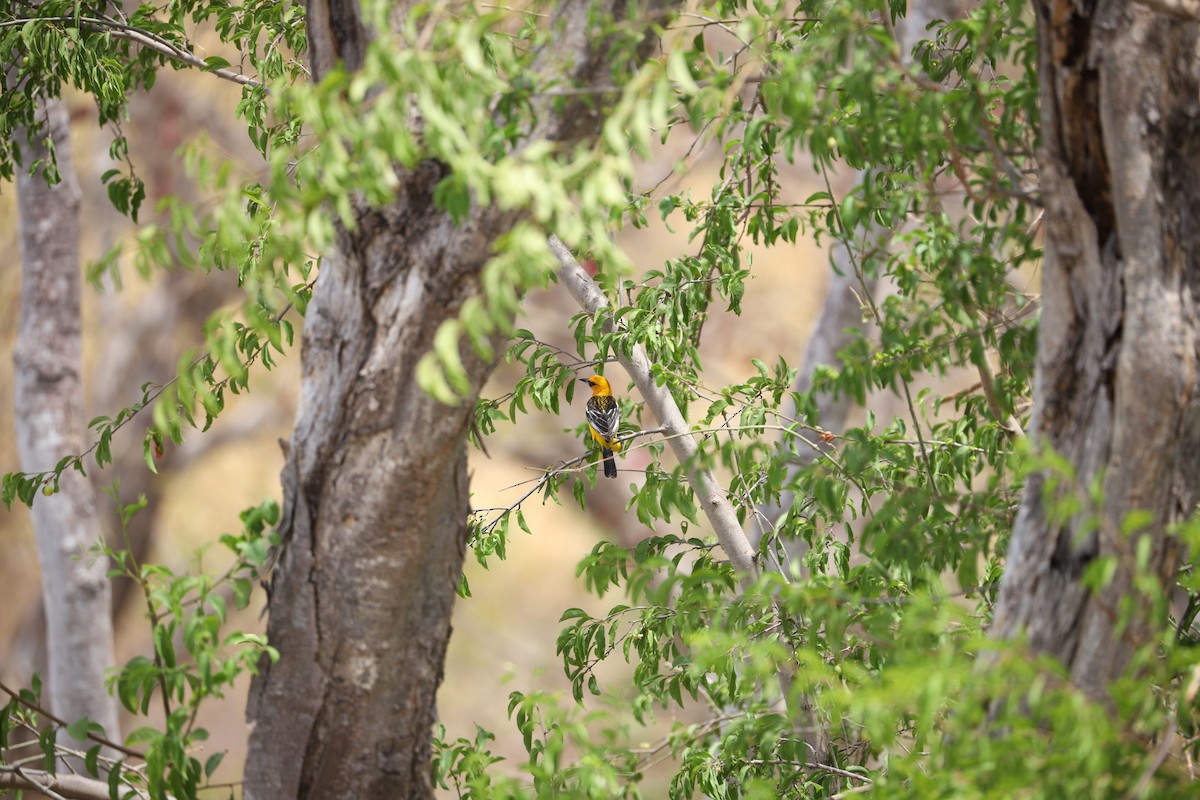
[582,375,620,479]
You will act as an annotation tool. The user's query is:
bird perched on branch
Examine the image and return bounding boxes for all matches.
[582,374,620,478]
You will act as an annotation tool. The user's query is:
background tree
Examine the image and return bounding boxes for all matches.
[13,89,120,755]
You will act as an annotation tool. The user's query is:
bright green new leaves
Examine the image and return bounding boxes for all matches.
[100,491,279,800]
[0,493,280,800]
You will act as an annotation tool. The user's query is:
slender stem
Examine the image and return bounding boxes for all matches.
[818,164,937,489]
[0,681,143,759]
[117,502,173,722]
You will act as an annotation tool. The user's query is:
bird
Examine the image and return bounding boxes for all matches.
[581,374,620,478]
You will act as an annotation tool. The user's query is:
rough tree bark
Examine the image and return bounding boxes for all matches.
[991,1,1200,698]
[244,3,667,797]
[13,96,120,745]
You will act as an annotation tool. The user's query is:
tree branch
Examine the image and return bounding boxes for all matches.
[0,680,142,759]
[549,235,758,576]
[0,769,149,800]
[0,16,265,89]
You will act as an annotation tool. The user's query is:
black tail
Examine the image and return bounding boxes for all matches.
[602,448,617,478]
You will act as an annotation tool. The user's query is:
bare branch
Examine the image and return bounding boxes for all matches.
[0,769,150,800]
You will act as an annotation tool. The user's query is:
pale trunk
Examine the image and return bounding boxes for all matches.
[13,96,120,746]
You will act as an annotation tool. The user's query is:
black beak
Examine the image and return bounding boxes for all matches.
[580,378,590,384]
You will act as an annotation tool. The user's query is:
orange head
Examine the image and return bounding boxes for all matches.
[581,375,613,396]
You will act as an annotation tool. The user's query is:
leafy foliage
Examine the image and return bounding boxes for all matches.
[2,0,1198,797]
[0,0,311,508]
[0,494,277,799]
[444,1,1197,798]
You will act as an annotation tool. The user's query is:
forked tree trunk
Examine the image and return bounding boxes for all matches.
[13,96,120,746]
[991,1,1200,698]
[244,3,667,797]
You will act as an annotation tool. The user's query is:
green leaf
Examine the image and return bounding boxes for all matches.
[125,726,162,747]
[66,714,92,742]
[416,352,460,406]
[85,744,101,777]
[434,320,471,397]
[202,55,232,72]
[204,751,226,778]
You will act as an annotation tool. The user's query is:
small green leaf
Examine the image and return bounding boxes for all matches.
[204,751,226,778]
[66,714,92,742]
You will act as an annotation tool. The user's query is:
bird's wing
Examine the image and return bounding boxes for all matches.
[586,397,620,441]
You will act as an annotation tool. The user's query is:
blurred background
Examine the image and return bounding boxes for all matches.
[0,29,888,797]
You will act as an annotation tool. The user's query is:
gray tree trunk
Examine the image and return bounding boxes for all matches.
[244,3,666,797]
[991,1,1200,699]
[13,96,120,745]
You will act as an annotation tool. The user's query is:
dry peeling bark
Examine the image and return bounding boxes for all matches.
[992,1,1200,698]
[243,3,667,797]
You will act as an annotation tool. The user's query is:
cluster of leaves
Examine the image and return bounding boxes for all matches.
[446,529,1197,800]
[0,0,305,213]
[0,0,312,507]
[1,674,151,800]
[0,495,278,800]
[102,491,278,799]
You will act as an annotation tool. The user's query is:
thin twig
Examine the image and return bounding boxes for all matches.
[0,680,143,759]
[474,427,667,532]
[818,164,936,488]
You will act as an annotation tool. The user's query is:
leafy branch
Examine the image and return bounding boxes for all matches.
[1,283,312,510]
[0,15,265,88]
[551,235,759,574]
[0,680,143,760]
